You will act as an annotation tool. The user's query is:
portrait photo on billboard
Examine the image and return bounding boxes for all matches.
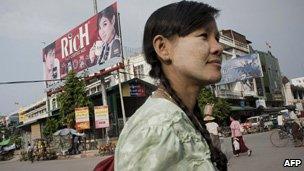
[43,42,60,87]
[89,2,122,66]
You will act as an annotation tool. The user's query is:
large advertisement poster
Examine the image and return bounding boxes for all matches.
[217,53,263,85]
[94,106,109,128]
[75,107,90,130]
[43,2,122,91]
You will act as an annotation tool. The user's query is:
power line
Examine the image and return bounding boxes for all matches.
[0,71,151,85]
[0,79,63,85]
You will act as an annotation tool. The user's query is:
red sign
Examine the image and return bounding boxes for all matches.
[43,2,122,90]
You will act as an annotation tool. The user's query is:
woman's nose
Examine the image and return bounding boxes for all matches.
[210,38,223,57]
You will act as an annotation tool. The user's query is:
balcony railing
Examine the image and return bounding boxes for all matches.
[219,35,249,53]
[216,89,243,99]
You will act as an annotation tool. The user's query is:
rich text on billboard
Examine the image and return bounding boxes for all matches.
[43,2,122,91]
[217,53,263,85]
[94,106,109,128]
[75,107,90,130]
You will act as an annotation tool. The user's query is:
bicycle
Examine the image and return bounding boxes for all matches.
[270,124,303,147]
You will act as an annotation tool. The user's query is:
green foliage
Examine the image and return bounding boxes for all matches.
[198,87,231,125]
[43,118,59,139]
[57,71,92,128]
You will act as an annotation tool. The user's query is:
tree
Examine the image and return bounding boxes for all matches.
[57,71,92,128]
[43,118,59,140]
[198,87,231,125]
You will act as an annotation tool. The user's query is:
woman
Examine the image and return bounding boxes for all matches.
[89,4,121,65]
[230,114,252,157]
[114,1,227,170]
[204,115,221,151]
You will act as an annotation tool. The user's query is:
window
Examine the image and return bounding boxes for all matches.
[97,85,101,92]
[265,86,270,93]
[91,87,97,94]
[52,99,57,110]
[134,65,144,79]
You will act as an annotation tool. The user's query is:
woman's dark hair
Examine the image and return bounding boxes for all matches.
[230,113,239,121]
[43,42,55,62]
[143,1,227,170]
[98,4,119,36]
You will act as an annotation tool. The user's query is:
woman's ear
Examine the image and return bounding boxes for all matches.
[152,35,172,65]
[111,15,116,25]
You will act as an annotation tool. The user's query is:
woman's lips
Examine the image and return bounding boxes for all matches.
[207,60,222,69]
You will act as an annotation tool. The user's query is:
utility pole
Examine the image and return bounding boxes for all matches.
[93,0,98,14]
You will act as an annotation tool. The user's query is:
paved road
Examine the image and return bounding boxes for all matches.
[1,131,303,171]
[0,156,106,171]
[222,131,304,171]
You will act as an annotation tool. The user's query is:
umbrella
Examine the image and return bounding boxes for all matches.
[53,128,85,137]
[53,128,77,136]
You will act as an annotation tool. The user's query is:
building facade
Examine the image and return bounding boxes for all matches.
[257,51,284,107]
[17,97,48,145]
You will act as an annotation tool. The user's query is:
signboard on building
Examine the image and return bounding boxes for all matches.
[31,123,41,141]
[75,107,90,130]
[94,106,109,128]
[217,53,263,85]
[43,2,122,91]
[129,83,145,97]
[18,107,27,124]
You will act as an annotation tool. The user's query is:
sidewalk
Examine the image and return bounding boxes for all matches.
[65,150,99,160]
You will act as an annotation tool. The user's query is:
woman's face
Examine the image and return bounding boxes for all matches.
[45,49,55,70]
[98,15,115,44]
[168,20,223,85]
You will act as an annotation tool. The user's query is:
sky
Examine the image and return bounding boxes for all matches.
[0,0,303,115]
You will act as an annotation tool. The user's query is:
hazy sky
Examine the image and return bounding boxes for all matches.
[0,0,303,115]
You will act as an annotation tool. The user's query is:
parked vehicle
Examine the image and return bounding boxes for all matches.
[244,116,261,133]
[0,139,15,161]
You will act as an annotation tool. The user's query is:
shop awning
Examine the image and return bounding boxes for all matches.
[16,119,38,128]
[231,106,255,111]
[0,138,10,146]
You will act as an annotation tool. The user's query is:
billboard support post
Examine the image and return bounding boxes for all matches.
[118,70,127,125]
[93,0,98,14]
[100,78,109,143]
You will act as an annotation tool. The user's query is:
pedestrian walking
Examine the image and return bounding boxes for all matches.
[204,115,221,151]
[230,114,252,157]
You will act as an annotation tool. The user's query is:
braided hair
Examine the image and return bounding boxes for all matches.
[143,1,227,170]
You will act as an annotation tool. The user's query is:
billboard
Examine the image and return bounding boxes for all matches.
[43,2,122,91]
[94,106,109,128]
[75,107,90,130]
[217,53,263,85]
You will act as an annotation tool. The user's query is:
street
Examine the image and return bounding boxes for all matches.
[1,131,303,171]
[223,131,304,171]
[0,156,105,171]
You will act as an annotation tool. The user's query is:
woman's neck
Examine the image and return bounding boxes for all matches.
[171,83,200,113]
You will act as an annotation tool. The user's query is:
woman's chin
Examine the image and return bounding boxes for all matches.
[205,74,222,84]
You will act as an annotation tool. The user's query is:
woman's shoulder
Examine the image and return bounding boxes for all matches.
[125,97,186,129]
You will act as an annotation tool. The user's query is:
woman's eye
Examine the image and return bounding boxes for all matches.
[215,36,220,42]
[199,33,208,40]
